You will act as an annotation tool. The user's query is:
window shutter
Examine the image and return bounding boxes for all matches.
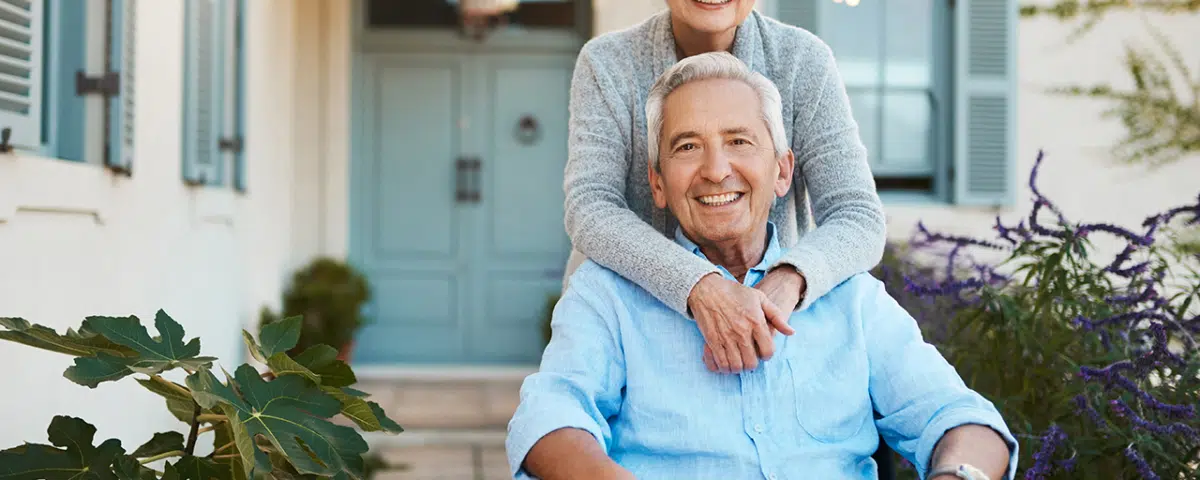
[226,0,246,192]
[106,0,135,174]
[952,0,1017,205]
[0,0,44,150]
[775,0,819,34]
[182,0,225,186]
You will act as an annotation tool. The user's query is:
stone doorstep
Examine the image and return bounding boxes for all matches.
[353,375,527,431]
[365,430,509,480]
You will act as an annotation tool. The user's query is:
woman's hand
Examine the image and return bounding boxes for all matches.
[688,273,794,373]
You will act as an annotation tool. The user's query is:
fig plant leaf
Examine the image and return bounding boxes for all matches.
[186,364,370,477]
[135,377,197,423]
[0,317,134,358]
[0,415,126,480]
[64,310,217,388]
[130,431,185,458]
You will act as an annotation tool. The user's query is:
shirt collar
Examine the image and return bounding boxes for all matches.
[673,221,782,286]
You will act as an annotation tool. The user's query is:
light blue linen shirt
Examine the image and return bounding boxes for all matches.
[507,223,1019,480]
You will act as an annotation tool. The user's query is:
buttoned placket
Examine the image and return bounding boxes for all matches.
[740,366,781,480]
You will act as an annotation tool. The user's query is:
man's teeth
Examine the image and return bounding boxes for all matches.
[694,0,732,4]
[698,193,742,206]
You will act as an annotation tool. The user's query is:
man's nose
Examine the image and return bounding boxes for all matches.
[698,149,733,183]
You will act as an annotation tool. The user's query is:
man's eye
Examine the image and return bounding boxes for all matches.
[678,144,696,151]
[731,139,750,145]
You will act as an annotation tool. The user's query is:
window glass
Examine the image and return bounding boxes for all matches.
[820,0,938,181]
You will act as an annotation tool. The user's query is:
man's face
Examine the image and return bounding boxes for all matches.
[649,78,793,246]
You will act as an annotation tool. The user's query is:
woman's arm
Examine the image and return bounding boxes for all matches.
[563,44,789,372]
[767,40,887,311]
[563,45,717,315]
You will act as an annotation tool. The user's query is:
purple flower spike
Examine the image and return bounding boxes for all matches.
[1123,445,1161,480]
[1025,424,1067,480]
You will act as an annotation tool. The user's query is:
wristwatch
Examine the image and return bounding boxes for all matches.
[927,464,989,480]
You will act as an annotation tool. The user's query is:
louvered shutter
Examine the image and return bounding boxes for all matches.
[0,0,44,150]
[106,0,135,174]
[227,0,246,192]
[775,0,819,34]
[953,0,1017,205]
[182,0,225,185]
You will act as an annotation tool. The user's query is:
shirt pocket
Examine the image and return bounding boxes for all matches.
[786,351,871,443]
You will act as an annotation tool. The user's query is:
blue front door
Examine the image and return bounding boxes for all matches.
[351,51,575,365]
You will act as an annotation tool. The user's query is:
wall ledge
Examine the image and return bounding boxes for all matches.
[0,151,120,225]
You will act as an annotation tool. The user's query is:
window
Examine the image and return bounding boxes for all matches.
[182,0,245,190]
[0,0,134,172]
[775,0,1017,206]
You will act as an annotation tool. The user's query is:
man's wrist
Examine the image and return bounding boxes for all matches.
[769,264,807,300]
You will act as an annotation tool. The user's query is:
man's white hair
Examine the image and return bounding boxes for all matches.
[645,51,788,171]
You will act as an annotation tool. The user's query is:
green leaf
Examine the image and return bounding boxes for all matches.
[0,415,126,480]
[210,421,248,480]
[266,344,355,388]
[293,344,356,387]
[185,365,369,478]
[258,316,302,357]
[323,386,403,433]
[136,378,197,423]
[170,456,230,480]
[65,311,217,387]
[0,317,136,358]
[130,431,185,458]
[113,456,158,480]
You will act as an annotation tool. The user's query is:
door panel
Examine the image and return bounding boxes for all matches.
[354,54,473,363]
[353,52,574,365]
[468,55,574,363]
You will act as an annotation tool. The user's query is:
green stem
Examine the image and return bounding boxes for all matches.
[149,374,191,398]
[213,441,235,454]
[197,414,227,423]
[140,450,185,464]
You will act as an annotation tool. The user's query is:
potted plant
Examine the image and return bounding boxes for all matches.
[259,257,372,363]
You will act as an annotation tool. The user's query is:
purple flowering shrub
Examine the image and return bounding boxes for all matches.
[878,151,1200,479]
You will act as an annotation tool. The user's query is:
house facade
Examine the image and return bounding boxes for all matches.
[2,0,1197,462]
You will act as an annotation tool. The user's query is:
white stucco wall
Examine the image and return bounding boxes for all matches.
[0,0,299,452]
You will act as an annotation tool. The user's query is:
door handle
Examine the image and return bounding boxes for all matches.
[456,156,482,203]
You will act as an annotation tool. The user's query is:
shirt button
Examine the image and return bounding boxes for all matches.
[754,424,764,433]
[768,473,778,480]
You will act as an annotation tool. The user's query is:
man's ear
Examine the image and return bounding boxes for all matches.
[648,159,668,209]
[774,148,795,198]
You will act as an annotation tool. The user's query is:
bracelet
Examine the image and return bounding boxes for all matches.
[927,464,989,480]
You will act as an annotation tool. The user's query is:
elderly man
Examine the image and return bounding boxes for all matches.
[506,52,1018,480]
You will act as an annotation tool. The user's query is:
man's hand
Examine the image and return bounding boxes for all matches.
[756,266,807,313]
[688,273,794,373]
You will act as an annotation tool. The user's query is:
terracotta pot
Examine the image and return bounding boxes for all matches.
[337,340,355,363]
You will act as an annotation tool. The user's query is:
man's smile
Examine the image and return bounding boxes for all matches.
[696,192,744,207]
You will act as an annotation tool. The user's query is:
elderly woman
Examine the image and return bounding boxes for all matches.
[561,0,886,373]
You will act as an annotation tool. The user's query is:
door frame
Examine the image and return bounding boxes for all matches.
[347,0,587,366]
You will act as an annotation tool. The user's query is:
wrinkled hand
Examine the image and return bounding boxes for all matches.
[701,267,805,371]
[688,273,794,373]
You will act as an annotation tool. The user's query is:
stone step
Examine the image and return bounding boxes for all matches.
[351,366,533,431]
[365,430,509,480]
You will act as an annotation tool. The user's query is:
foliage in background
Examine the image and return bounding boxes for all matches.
[1020,0,1200,167]
[0,311,402,479]
[259,257,372,358]
[884,151,1200,479]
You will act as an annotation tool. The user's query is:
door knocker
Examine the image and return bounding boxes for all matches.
[515,114,541,146]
